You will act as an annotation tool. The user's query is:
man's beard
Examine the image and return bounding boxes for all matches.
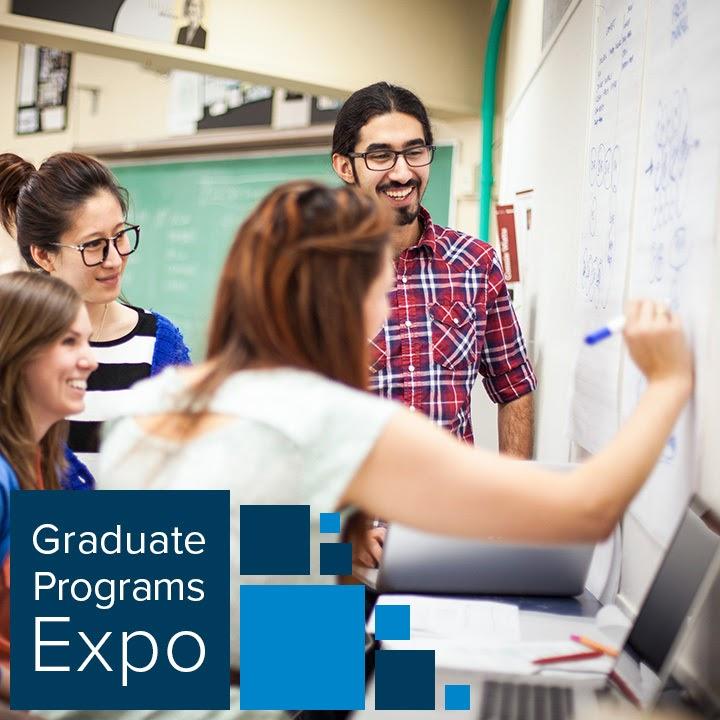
[394,205,419,225]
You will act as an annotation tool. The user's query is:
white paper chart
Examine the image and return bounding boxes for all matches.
[622,0,720,543]
[572,0,648,452]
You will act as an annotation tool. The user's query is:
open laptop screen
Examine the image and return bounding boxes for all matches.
[613,499,720,706]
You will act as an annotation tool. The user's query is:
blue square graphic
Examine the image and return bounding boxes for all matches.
[319,512,341,534]
[240,584,365,710]
[445,684,471,710]
[320,542,352,575]
[240,505,310,575]
[374,650,435,710]
[10,490,230,710]
[375,604,410,640]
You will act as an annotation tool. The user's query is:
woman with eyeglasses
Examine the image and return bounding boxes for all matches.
[0,152,190,479]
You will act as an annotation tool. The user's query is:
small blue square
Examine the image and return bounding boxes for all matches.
[375,604,410,640]
[320,512,341,534]
[240,585,365,709]
[374,650,435,710]
[240,505,310,575]
[445,684,471,710]
[320,542,352,575]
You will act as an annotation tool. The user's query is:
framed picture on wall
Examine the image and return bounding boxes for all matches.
[16,44,72,135]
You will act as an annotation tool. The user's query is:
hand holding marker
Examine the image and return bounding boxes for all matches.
[585,300,673,346]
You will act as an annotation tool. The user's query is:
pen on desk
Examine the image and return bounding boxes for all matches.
[570,634,619,657]
[532,650,603,665]
[584,315,626,345]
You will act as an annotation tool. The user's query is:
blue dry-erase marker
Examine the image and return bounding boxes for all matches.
[584,315,626,345]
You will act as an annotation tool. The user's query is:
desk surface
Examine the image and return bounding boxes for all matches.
[352,566,609,719]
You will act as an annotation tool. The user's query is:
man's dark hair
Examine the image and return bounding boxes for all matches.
[332,82,434,156]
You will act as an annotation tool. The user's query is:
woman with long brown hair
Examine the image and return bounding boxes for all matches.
[0,152,190,480]
[0,271,97,698]
[98,181,692,698]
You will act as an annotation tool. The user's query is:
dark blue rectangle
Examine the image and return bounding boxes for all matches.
[240,505,310,575]
[10,490,230,710]
[320,542,352,576]
[374,649,435,710]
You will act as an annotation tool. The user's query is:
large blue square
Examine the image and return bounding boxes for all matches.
[375,604,410,640]
[320,542,352,575]
[240,585,365,710]
[445,684,471,710]
[10,490,229,710]
[374,650,435,710]
[240,505,310,575]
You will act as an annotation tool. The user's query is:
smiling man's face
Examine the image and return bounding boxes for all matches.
[339,112,431,227]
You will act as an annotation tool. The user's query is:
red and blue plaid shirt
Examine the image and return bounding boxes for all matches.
[369,207,536,443]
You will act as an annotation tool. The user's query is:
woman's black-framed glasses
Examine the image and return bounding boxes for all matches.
[348,144,436,171]
[50,225,140,267]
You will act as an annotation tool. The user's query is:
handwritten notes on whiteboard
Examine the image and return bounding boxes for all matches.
[572,0,720,543]
[572,0,648,452]
[571,0,720,543]
[622,0,720,543]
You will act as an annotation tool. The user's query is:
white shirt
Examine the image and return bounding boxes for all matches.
[100,366,398,668]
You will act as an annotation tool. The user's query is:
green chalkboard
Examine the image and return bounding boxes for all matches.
[112,145,453,359]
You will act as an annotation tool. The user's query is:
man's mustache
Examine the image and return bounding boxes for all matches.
[377,179,420,192]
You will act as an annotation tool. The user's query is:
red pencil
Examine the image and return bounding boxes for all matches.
[533,650,604,665]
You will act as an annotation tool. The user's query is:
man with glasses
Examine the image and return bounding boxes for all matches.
[332,82,536,567]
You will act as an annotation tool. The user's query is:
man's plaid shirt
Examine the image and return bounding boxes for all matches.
[369,207,536,443]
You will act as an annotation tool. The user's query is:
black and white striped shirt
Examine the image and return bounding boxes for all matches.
[68,307,157,479]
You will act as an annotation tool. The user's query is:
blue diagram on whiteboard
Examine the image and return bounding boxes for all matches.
[644,87,699,310]
[581,143,620,309]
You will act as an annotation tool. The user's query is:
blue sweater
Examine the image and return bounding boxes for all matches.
[0,457,16,566]
[151,312,191,375]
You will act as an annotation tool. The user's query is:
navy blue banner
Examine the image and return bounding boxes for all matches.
[10,490,230,710]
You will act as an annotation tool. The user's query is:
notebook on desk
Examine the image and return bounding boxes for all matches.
[366,496,720,719]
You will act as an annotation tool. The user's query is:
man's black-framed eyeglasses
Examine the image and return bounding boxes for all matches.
[348,145,436,171]
[50,225,140,267]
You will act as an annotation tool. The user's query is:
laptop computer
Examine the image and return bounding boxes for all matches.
[376,524,594,596]
[369,496,720,719]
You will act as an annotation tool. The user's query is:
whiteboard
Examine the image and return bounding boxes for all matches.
[497,0,720,696]
[621,0,720,542]
[500,0,720,543]
[571,0,720,543]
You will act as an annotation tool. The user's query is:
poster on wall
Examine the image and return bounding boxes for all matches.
[12,0,210,49]
[495,204,520,283]
[16,44,72,135]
